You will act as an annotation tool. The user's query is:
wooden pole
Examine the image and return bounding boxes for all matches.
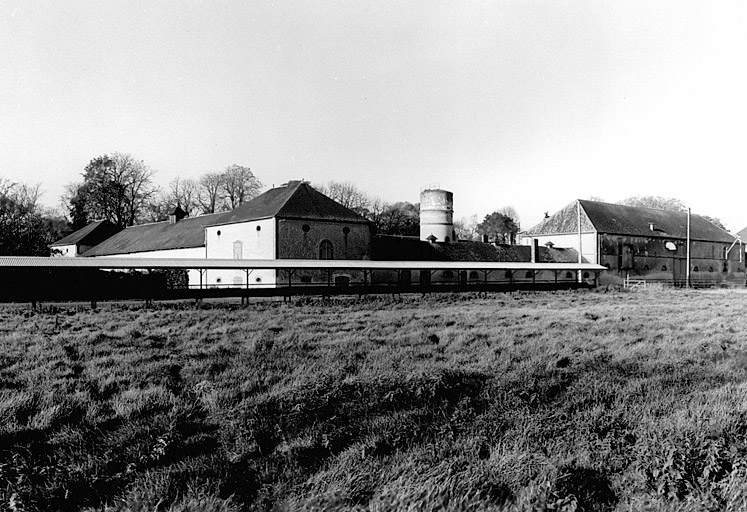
[686,208,691,288]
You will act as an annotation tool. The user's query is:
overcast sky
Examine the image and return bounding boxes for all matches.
[1,1,746,231]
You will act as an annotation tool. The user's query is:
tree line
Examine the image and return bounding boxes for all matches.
[0,152,730,256]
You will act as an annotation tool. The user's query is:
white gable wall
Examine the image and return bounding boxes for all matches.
[524,233,598,264]
[204,218,277,287]
[52,244,79,257]
[95,247,206,287]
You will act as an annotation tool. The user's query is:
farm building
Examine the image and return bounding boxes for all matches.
[49,220,119,257]
[78,181,371,288]
[51,183,596,290]
[525,199,744,286]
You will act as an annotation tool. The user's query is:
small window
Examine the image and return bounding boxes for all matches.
[525,271,533,278]
[442,270,454,279]
[723,262,729,273]
[709,267,714,272]
[583,272,589,279]
[216,230,221,236]
[256,226,261,231]
[319,240,333,260]
[693,266,699,272]
[469,271,479,279]
[216,278,222,284]
[565,271,573,279]
[444,236,451,243]
[302,224,310,233]
[300,275,312,283]
[662,265,667,271]
[342,227,350,235]
[505,270,513,278]
[255,277,262,283]
[643,265,649,271]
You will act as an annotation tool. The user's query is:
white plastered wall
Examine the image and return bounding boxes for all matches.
[524,233,598,264]
[95,247,205,287]
[204,218,276,287]
[52,244,78,257]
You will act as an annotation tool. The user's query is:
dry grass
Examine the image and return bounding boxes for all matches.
[1,288,747,511]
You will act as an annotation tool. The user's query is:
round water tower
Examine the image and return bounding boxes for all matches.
[420,187,454,243]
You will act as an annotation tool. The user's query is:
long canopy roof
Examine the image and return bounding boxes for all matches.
[0,256,606,272]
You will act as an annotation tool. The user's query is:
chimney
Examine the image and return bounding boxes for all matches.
[531,239,539,263]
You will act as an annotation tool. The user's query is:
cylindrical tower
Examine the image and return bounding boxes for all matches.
[419,186,454,243]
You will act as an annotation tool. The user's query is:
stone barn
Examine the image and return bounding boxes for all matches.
[78,181,371,288]
[526,199,744,286]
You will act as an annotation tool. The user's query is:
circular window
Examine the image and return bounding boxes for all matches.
[216,278,222,283]
[693,266,699,272]
[662,265,667,271]
[342,227,350,235]
[302,224,310,233]
[565,271,573,279]
[217,230,221,236]
[255,277,262,283]
[256,226,261,231]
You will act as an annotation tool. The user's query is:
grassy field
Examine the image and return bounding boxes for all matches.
[2,288,747,511]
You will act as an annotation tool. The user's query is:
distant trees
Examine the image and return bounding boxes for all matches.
[66,153,156,230]
[66,158,263,225]
[316,181,371,214]
[0,178,67,255]
[477,209,520,244]
[618,196,687,212]
[222,165,263,210]
[618,195,726,230]
[454,215,479,241]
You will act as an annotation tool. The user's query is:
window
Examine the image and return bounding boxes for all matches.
[662,265,667,271]
[300,275,312,283]
[693,266,699,272]
[302,224,310,233]
[442,270,454,279]
[319,240,334,260]
[233,241,243,259]
[469,271,479,280]
[525,271,533,278]
[583,272,589,279]
[256,225,261,231]
[709,267,714,272]
[342,227,350,235]
[565,271,573,279]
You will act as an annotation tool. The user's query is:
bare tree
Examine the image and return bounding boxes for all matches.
[197,172,226,214]
[222,165,262,209]
[316,181,371,212]
[454,214,479,241]
[167,177,200,217]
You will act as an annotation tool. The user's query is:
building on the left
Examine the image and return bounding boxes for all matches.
[58,181,372,288]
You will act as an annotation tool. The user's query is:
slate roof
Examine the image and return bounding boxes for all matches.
[371,236,582,263]
[209,181,369,226]
[528,200,736,243]
[83,214,220,256]
[49,220,119,249]
[83,181,370,256]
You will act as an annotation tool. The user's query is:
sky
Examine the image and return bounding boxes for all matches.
[1,1,746,232]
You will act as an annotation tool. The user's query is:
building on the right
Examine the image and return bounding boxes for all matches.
[525,199,745,287]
